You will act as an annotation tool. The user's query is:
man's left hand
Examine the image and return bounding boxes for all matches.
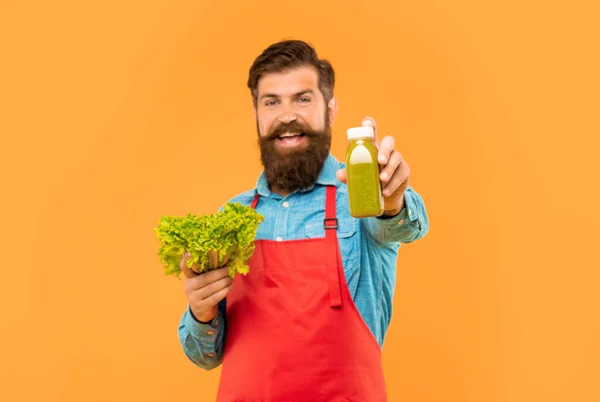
[336,116,410,216]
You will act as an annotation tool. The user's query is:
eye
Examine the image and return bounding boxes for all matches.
[265,99,278,107]
[298,97,311,103]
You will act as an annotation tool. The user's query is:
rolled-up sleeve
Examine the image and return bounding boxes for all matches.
[177,300,226,370]
[362,186,429,244]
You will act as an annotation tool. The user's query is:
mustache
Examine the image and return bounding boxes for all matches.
[266,121,317,141]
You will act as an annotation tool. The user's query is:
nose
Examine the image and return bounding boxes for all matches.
[277,105,297,124]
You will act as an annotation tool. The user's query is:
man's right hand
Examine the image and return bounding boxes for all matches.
[180,252,233,323]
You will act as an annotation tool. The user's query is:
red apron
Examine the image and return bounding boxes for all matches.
[216,186,387,402]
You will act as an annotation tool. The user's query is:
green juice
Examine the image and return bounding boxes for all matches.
[345,127,384,218]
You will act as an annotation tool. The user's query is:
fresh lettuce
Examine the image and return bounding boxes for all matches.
[154,203,264,278]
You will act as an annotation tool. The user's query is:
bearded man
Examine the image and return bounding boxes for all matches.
[177,39,429,402]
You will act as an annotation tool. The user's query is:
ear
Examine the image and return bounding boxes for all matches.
[328,97,339,127]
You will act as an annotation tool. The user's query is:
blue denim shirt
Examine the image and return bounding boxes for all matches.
[178,153,429,370]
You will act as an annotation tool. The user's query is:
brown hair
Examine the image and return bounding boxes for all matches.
[247,40,335,106]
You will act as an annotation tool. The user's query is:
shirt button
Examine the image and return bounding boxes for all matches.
[207,353,214,357]
[282,201,289,208]
[207,331,214,335]
[276,237,283,242]
[397,219,404,225]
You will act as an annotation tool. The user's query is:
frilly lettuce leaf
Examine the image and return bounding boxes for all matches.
[154,203,264,278]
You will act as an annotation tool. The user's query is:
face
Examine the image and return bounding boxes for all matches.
[255,66,338,192]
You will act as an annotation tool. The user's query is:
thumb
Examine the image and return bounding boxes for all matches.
[180,251,197,279]
[362,116,378,147]
[336,168,347,184]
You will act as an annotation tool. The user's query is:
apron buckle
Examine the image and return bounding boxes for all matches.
[324,218,338,229]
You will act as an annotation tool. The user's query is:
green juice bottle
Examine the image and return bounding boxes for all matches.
[345,126,384,218]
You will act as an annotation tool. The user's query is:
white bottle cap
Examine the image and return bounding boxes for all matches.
[347,126,374,140]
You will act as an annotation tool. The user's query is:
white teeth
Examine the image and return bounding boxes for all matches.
[279,132,300,138]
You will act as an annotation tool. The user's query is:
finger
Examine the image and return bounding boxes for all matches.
[377,136,396,165]
[180,252,196,279]
[187,266,231,291]
[336,168,347,184]
[204,284,233,308]
[382,159,410,197]
[195,275,234,300]
[362,116,378,145]
[379,150,403,183]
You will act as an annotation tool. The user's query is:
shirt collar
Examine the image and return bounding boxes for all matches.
[255,153,341,198]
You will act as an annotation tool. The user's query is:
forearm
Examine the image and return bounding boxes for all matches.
[363,186,429,244]
[177,302,226,370]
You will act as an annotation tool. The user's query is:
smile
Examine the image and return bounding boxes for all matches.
[276,132,305,139]
[275,133,307,148]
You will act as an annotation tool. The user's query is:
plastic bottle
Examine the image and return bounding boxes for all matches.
[345,126,384,218]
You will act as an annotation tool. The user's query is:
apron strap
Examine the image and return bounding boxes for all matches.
[250,193,260,209]
[324,186,342,307]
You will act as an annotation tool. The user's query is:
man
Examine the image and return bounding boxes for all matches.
[177,39,429,401]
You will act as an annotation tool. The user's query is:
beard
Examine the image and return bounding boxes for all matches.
[258,116,331,193]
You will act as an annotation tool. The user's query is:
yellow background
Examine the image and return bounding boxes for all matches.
[1,1,599,401]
